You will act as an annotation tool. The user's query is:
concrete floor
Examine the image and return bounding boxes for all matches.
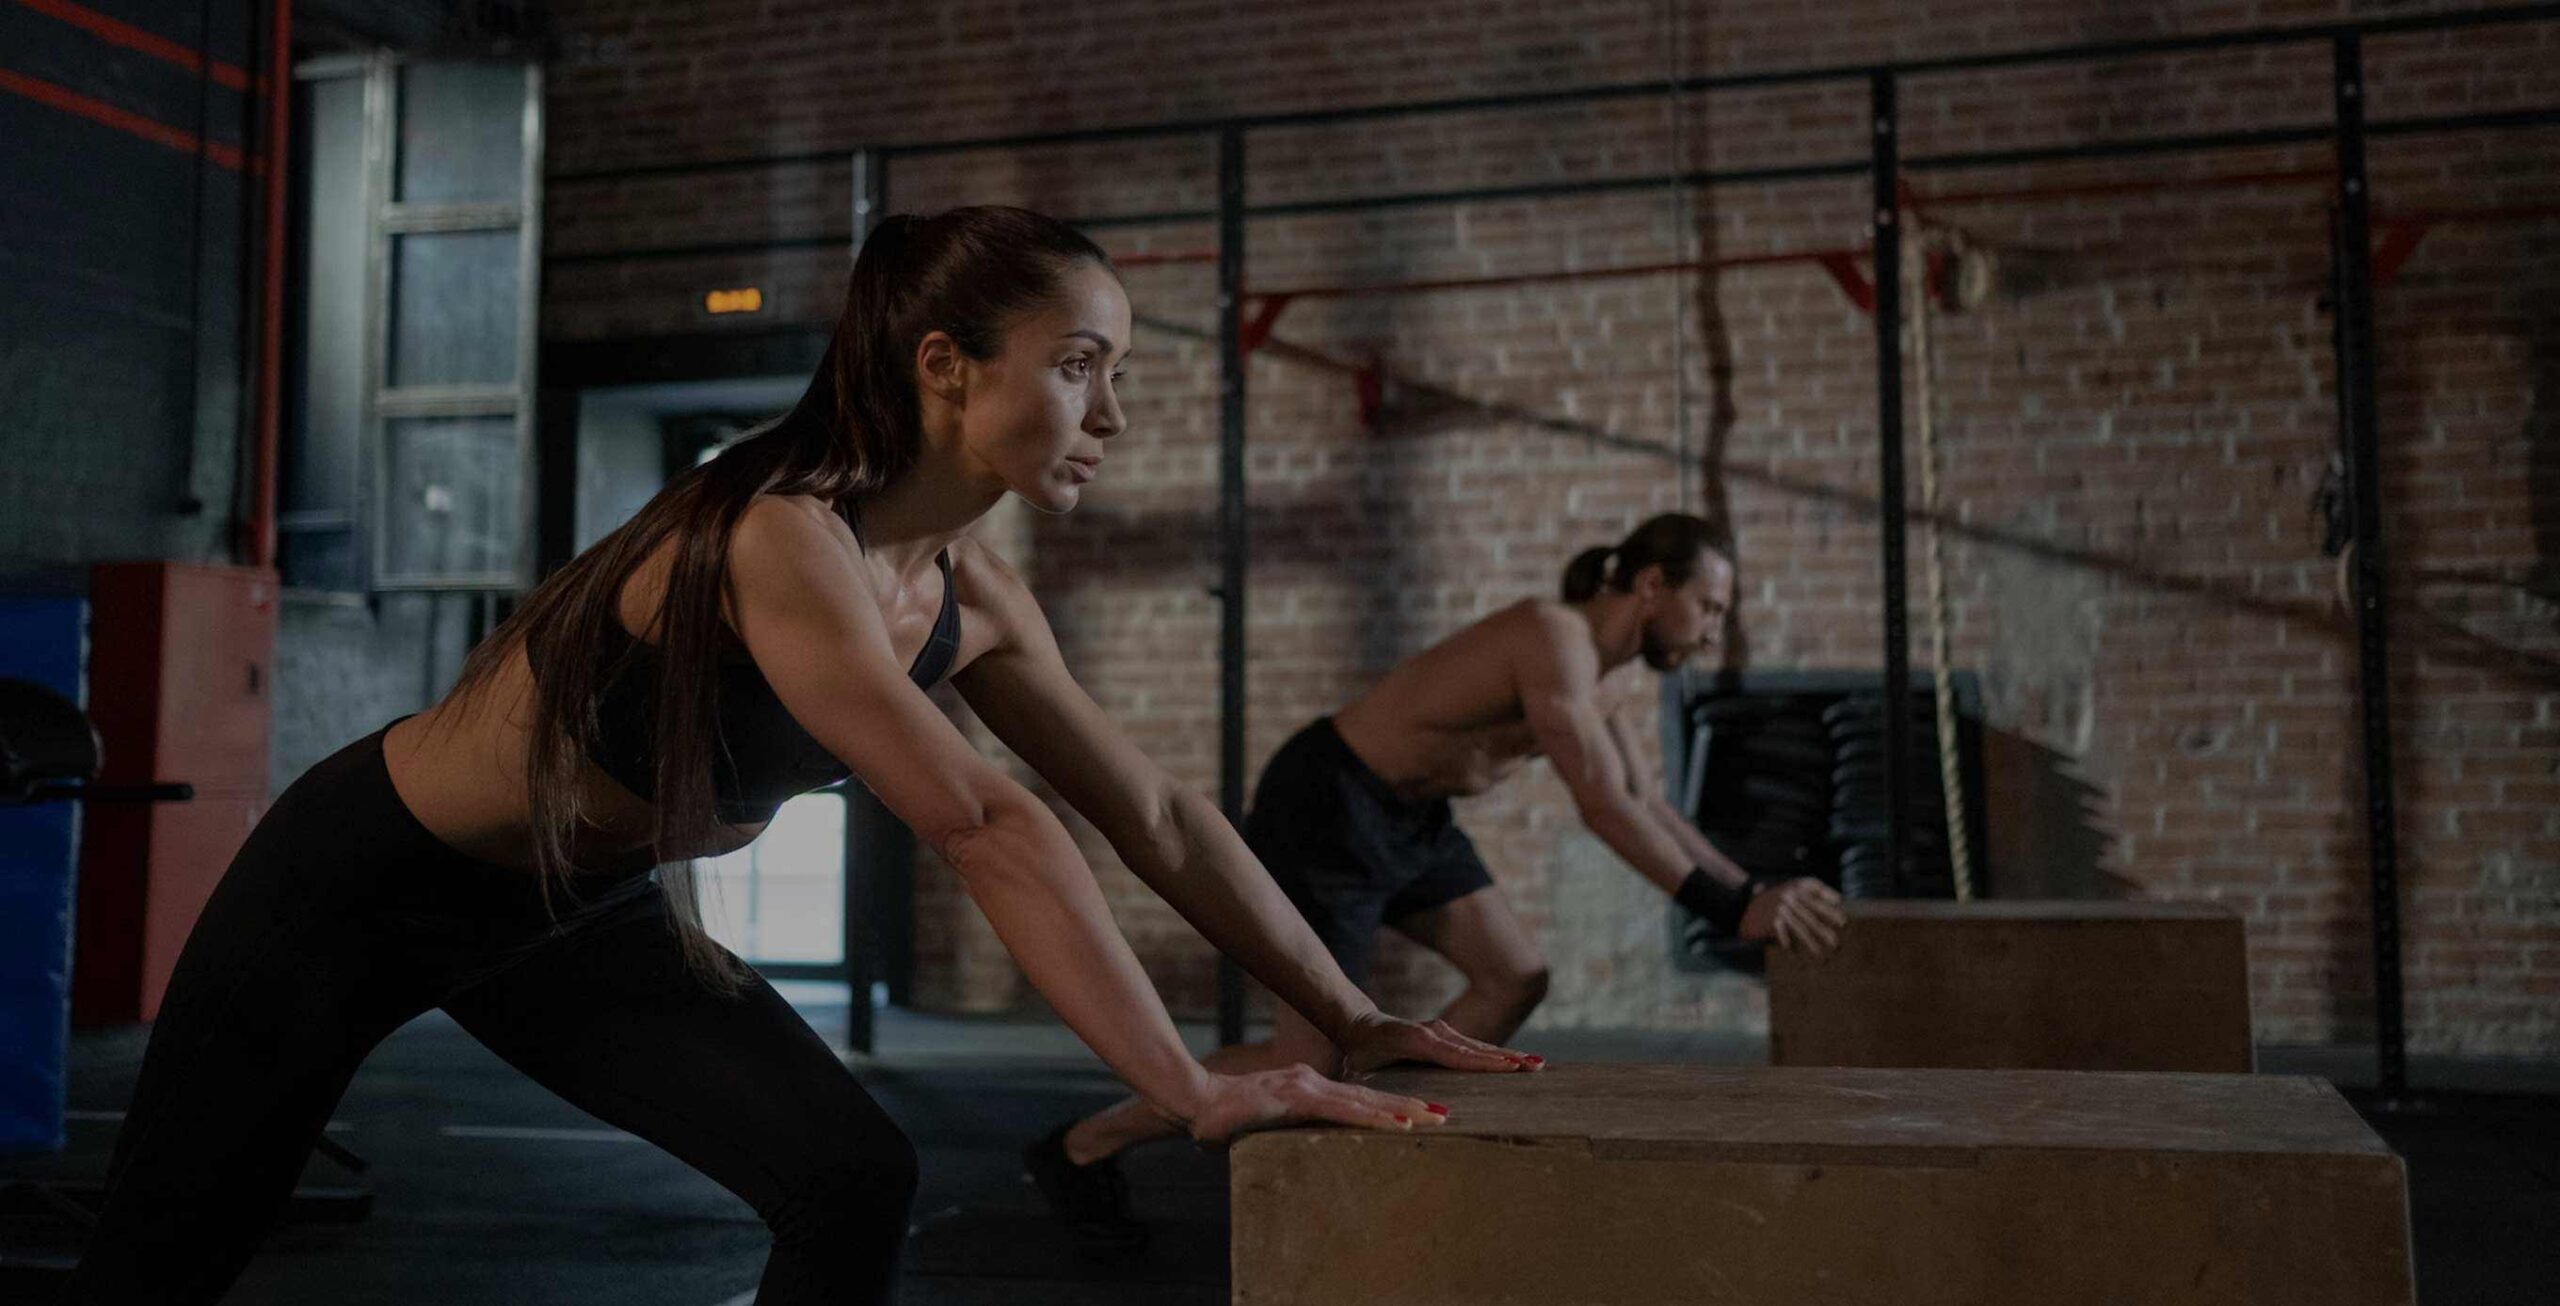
[4,997,2555,1304]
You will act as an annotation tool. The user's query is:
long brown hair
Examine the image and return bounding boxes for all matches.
[447,206,1114,992]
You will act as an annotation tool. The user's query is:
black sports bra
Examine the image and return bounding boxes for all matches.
[565,504,961,825]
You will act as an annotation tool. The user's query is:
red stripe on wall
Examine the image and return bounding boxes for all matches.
[15,0,253,92]
[0,66,245,170]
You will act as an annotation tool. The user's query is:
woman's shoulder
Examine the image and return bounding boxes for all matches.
[740,491,853,536]
[728,493,859,574]
[947,535,1063,659]
[947,533,1032,610]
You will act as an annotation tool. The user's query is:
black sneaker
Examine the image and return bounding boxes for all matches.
[1022,1123,1150,1252]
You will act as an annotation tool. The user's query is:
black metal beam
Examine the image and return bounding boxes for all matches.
[545,100,2560,269]
[1241,161,1866,220]
[2366,105,2560,138]
[1903,125,2334,173]
[1870,71,1916,895]
[533,385,579,577]
[547,234,857,268]
[1889,2,2560,79]
[1208,64,1855,137]
[849,148,882,255]
[1215,128,1250,1049]
[754,961,852,983]
[549,149,854,185]
[2329,34,2410,1106]
[547,206,1227,269]
[545,5,2560,186]
[540,328,828,389]
[1055,206,1228,230]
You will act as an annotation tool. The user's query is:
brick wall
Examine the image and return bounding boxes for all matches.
[541,0,2559,1055]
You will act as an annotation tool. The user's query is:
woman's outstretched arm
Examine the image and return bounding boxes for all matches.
[946,538,1526,1079]
[729,500,1454,1134]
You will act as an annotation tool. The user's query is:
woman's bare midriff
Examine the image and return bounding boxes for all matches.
[381,522,773,875]
[379,498,954,875]
[380,649,769,877]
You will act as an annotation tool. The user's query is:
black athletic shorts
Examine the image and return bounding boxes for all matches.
[1241,717,1496,983]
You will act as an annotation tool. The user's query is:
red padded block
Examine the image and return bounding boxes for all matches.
[73,562,276,1025]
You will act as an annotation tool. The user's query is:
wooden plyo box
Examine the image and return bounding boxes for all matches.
[1768,900,2254,1072]
[1230,1064,2410,1306]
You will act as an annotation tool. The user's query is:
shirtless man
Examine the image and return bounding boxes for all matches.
[1025,512,1847,1243]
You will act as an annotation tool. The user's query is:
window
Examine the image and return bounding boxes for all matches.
[282,55,541,595]
[699,792,849,967]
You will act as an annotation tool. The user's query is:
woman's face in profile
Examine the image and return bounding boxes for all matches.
[952,261,1133,514]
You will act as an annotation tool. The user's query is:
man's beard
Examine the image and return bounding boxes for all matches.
[1641,628,1689,672]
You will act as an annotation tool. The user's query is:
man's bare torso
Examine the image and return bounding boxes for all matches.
[1330,600,1589,803]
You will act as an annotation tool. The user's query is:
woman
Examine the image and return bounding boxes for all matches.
[70,206,1533,1305]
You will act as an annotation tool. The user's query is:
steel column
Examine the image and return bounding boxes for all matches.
[1869,71,1916,891]
[1215,127,1251,1047]
[2330,33,2409,1104]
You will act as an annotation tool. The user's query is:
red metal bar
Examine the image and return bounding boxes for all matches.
[1228,246,1886,349]
[1190,173,2550,337]
[1812,251,1876,312]
[2369,218,2432,288]
[15,0,255,92]
[1238,294,1294,353]
[1210,167,2479,330]
[1216,167,2555,413]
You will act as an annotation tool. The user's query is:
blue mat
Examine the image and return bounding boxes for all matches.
[0,595,85,1155]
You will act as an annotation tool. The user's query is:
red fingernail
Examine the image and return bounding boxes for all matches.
[1426,1103,1449,1115]
[1524,1055,1546,1067]
[1394,1114,1411,1124]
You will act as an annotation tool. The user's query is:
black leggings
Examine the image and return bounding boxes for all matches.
[67,721,915,1304]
